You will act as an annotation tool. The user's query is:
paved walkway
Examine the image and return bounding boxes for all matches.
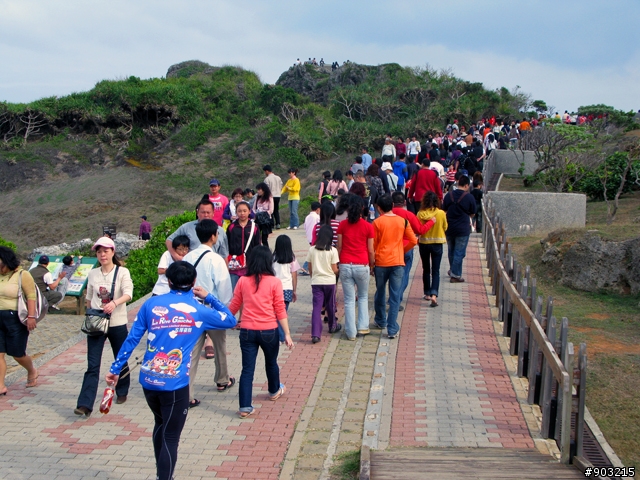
[0,231,537,479]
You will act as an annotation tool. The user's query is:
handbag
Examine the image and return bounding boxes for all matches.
[227,221,255,271]
[81,266,119,336]
[255,210,271,227]
[17,270,49,325]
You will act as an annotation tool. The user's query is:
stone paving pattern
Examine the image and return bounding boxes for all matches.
[1,231,536,479]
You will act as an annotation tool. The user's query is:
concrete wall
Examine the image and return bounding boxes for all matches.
[490,149,538,176]
[486,191,586,237]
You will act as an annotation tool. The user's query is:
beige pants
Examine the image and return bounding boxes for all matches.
[189,329,229,401]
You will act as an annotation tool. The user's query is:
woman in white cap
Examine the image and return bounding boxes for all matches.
[74,236,133,417]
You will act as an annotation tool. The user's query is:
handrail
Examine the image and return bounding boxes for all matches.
[481,196,580,464]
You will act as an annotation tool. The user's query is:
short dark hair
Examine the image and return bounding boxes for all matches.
[355,156,363,164]
[197,197,214,212]
[231,187,244,198]
[288,167,298,174]
[262,164,272,172]
[0,246,20,271]
[458,175,471,187]
[473,179,483,188]
[376,194,393,213]
[172,235,191,250]
[346,170,354,177]
[391,191,405,205]
[322,170,331,179]
[195,219,219,243]
[166,261,197,292]
[310,201,322,211]
[398,153,406,159]
[62,255,73,266]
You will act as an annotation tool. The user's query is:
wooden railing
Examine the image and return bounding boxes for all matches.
[482,197,588,464]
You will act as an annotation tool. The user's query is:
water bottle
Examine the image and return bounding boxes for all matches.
[99,385,115,414]
[369,204,375,220]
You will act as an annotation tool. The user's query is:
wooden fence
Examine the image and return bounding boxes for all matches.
[482,197,588,464]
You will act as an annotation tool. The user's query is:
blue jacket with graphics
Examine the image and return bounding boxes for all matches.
[110,290,237,391]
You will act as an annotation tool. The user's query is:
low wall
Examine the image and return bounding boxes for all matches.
[486,191,586,236]
[490,149,538,176]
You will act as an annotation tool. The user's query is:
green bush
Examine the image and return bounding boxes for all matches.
[274,146,309,169]
[126,210,196,302]
[576,152,640,200]
[0,236,16,251]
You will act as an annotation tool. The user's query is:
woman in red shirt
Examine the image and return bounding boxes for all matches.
[229,246,294,418]
[337,195,375,340]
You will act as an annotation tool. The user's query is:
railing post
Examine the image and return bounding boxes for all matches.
[575,343,587,460]
[540,316,558,438]
[560,343,574,464]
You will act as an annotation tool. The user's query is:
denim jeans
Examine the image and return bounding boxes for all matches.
[238,328,280,412]
[446,235,470,279]
[399,249,414,301]
[419,243,443,297]
[339,264,370,339]
[374,266,404,337]
[77,324,130,412]
[289,200,299,228]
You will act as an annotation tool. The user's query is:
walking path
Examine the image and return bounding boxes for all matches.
[0,232,543,479]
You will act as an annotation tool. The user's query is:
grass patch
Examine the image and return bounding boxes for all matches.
[506,191,640,468]
[329,450,360,480]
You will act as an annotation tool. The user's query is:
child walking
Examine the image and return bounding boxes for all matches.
[306,225,341,343]
[272,235,300,342]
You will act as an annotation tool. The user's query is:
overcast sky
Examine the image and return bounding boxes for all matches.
[1,0,638,114]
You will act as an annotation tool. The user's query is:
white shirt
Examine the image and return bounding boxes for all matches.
[152,250,173,295]
[273,260,301,291]
[304,211,320,244]
[429,162,445,178]
[408,141,421,155]
[183,245,233,305]
[43,272,54,286]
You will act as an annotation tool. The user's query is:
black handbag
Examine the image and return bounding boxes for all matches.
[255,210,272,227]
[81,266,119,336]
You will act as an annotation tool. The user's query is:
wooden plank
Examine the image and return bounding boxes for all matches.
[560,342,575,464]
[360,445,371,480]
[540,316,558,438]
[576,343,587,459]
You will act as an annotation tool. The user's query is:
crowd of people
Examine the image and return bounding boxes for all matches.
[0,127,496,479]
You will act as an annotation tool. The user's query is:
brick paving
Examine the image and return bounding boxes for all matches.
[0,231,537,479]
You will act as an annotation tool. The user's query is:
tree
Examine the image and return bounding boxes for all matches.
[532,100,548,115]
[602,139,640,224]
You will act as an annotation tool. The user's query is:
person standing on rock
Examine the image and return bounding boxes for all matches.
[138,216,151,241]
[207,179,229,227]
[263,165,283,229]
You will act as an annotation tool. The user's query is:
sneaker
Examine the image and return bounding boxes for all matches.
[74,406,91,417]
[329,323,342,334]
[357,329,370,335]
[346,336,356,341]
[312,336,321,344]
[276,224,281,229]
[298,269,310,276]
[398,305,404,311]
[116,395,127,404]
[286,227,292,230]
[447,269,452,277]
[293,226,298,230]
[450,277,465,283]
[388,332,399,339]
[371,323,385,330]
[50,305,60,311]
[270,384,286,401]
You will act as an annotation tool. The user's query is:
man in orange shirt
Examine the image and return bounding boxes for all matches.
[372,194,417,339]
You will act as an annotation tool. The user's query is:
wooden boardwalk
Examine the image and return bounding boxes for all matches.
[368,448,584,479]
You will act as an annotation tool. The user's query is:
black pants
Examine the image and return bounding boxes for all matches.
[143,385,190,480]
[273,197,281,227]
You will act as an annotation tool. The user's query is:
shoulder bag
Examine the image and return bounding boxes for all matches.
[227,221,255,271]
[17,270,49,325]
[81,266,119,336]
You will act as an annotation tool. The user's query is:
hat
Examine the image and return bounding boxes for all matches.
[92,236,116,251]
[381,162,393,171]
[140,215,147,220]
[209,178,220,186]
[38,255,50,264]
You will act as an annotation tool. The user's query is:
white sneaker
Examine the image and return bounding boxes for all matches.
[50,305,60,311]
[293,226,298,230]
[286,227,292,230]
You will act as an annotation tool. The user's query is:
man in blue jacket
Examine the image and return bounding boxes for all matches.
[106,261,237,480]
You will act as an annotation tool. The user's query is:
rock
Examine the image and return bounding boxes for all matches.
[28,233,147,260]
[541,245,560,264]
[166,60,220,79]
[560,234,640,295]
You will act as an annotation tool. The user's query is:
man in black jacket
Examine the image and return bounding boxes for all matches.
[442,176,476,283]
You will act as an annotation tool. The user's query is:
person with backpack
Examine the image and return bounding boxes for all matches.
[442,176,477,283]
[318,171,332,202]
[0,246,39,393]
[325,170,348,199]
[393,153,409,192]
[183,220,234,408]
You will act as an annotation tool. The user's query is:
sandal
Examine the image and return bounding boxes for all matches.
[238,408,254,418]
[204,346,215,359]
[423,295,430,300]
[217,376,236,392]
[189,399,201,409]
[26,372,39,388]
[430,297,438,307]
[270,384,286,401]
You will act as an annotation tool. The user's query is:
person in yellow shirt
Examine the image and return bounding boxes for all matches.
[417,191,448,307]
[281,167,301,229]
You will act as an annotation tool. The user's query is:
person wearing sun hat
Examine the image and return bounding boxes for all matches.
[74,236,134,417]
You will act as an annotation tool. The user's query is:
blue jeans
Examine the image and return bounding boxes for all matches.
[400,249,413,301]
[238,328,280,412]
[339,264,370,339]
[277,302,290,343]
[419,243,443,297]
[77,324,130,412]
[289,200,299,228]
[446,235,470,279]
[374,266,404,337]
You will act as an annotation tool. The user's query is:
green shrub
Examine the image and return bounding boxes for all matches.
[0,236,16,251]
[126,210,196,302]
[576,152,640,200]
[274,146,309,169]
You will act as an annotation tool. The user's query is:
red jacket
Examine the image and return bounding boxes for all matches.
[392,207,435,248]
[408,167,443,202]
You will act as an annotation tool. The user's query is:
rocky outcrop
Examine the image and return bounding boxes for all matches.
[276,62,407,105]
[558,234,640,294]
[29,233,147,260]
[166,60,220,79]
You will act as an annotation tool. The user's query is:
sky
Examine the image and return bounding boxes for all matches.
[1,0,638,113]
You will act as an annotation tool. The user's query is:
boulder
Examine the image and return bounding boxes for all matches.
[560,234,640,294]
[166,60,220,79]
[28,233,147,260]
[113,233,147,257]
